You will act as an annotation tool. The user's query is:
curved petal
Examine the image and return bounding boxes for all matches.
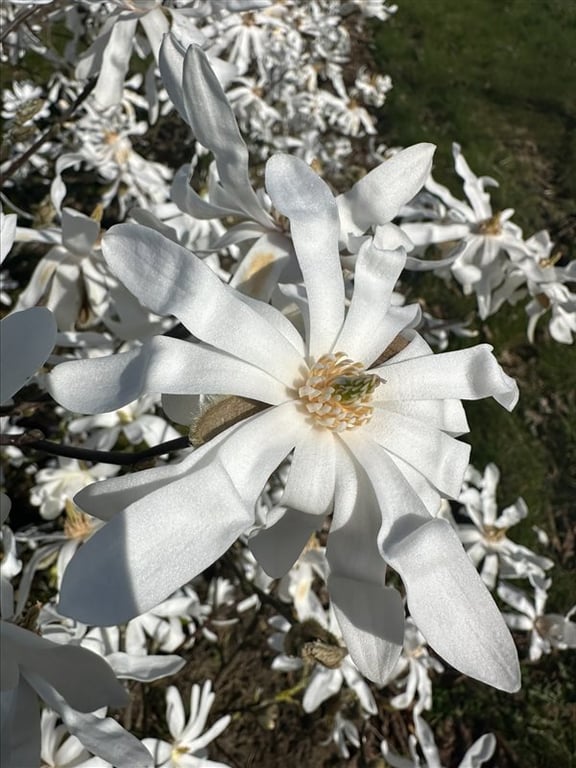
[385,518,521,692]
[181,45,271,227]
[335,242,407,366]
[302,667,342,713]
[337,144,436,242]
[265,154,344,358]
[49,336,289,415]
[373,344,519,410]
[102,225,303,385]
[166,686,185,739]
[326,441,405,684]
[230,231,293,302]
[281,427,336,515]
[1,623,128,711]
[59,403,304,625]
[92,17,137,109]
[362,410,470,498]
[0,679,40,768]
[37,684,152,768]
[376,398,469,437]
[249,507,320,578]
[1,308,56,404]
[170,163,239,220]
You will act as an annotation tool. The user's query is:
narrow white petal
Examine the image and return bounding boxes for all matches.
[329,577,404,685]
[102,224,303,385]
[249,508,321,578]
[60,404,304,624]
[327,441,404,684]
[92,17,137,108]
[374,344,519,410]
[282,427,336,515]
[265,154,344,357]
[1,623,128,711]
[74,434,226,522]
[50,336,289,415]
[386,518,521,692]
[231,231,294,302]
[1,308,56,404]
[337,143,436,241]
[181,46,271,227]
[335,243,409,365]
[0,679,40,768]
[38,685,153,768]
[363,410,470,498]
[377,398,469,436]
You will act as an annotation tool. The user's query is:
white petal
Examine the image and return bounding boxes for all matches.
[282,427,336,515]
[362,410,470,498]
[337,144,436,241]
[102,225,303,385]
[106,652,184,682]
[166,686,185,739]
[49,336,289,415]
[335,242,409,365]
[265,154,344,358]
[1,623,128,711]
[230,231,293,301]
[0,679,40,768]
[377,398,469,436]
[302,667,342,713]
[60,403,304,624]
[39,686,153,768]
[92,17,137,109]
[386,518,521,692]
[249,508,321,578]
[326,441,404,684]
[74,434,225,522]
[180,45,270,227]
[374,344,519,410]
[1,308,56,404]
[329,577,404,685]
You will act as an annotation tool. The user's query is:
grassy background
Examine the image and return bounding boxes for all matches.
[370,2,576,766]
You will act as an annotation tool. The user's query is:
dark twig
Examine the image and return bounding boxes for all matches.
[0,432,191,465]
[0,77,96,185]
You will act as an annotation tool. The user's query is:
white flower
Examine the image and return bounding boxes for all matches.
[401,143,528,319]
[0,602,137,768]
[456,463,554,588]
[50,152,520,692]
[161,41,433,298]
[498,577,576,662]
[382,713,496,768]
[67,395,181,451]
[30,458,120,521]
[388,617,443,715]
[40,708,110,768]
[142,682,231,768]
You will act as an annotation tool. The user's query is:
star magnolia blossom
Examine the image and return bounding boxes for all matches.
[50,153,520,692]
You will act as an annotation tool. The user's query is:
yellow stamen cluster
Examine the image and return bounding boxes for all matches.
[298,352,381,432]
[476,213,502,236]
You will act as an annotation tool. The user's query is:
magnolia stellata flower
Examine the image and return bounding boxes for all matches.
[50,153,520,692]
[401,143,528,318]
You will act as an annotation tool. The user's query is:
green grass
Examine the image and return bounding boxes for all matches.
[371,4,576,766]
[372,0,576,256]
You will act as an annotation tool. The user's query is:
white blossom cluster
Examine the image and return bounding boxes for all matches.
[400,143,576,343]
[1,3,574,767]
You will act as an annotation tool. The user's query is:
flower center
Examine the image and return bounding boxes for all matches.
[298,352,381,432]
[476,212,502,236]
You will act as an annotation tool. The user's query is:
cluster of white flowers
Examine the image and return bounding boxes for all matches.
[400,143,576,343]
[1,2,574,767]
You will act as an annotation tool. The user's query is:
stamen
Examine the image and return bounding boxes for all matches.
[298,352,382,431]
